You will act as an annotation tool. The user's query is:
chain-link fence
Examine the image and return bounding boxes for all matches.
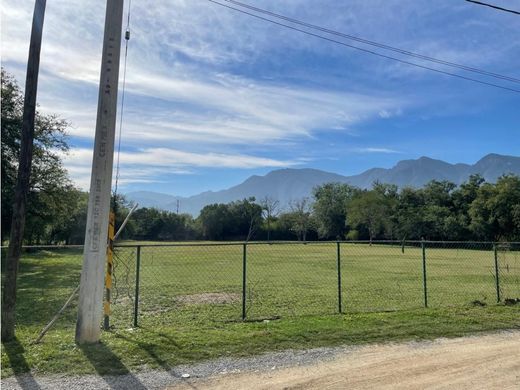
[110,241,519,327]
[496,242,520,303]
[3,241,519,331]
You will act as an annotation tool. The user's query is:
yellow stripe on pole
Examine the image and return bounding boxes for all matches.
[103,302,111,315]
[104,211,115,325]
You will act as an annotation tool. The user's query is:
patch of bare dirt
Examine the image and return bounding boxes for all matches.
[176,292,240,305]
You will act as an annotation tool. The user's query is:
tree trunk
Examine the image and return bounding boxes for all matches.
[1,0,47,341]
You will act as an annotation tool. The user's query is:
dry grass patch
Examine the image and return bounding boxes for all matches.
[176,292,240,305]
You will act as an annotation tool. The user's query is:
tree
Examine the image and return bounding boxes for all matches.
[260,196,279,241]
[450,175,485,240]
[286,198,314,241]
[395,187,426,240]
[1,68,73,243]
[52,191,89,244]
[2,0,46,341]
[420,180,457,240]
[228,197,263,241]
[372,182,399,238]
[313,183,357,239]
[347,190,393,243]
[198,203,232,240]
[469,175,520,241]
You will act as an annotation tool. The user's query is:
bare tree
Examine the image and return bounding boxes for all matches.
[289,198,313,241]
[260,196,280,241]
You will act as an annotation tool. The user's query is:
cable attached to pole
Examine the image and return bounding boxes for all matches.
[113,0,132,201]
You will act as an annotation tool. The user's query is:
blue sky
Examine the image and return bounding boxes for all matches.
[2,0,519,196]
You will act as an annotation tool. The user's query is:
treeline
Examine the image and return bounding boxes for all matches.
[2,69,520,244]
[4,176,520,245]
[312,177,520,242]
[112,175,520,242]
[170,175,520,242]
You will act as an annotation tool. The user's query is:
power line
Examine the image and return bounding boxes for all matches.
[465,0,520,15]
[224,0,520,84]
[114,0,132,197]
[206,0,520,93]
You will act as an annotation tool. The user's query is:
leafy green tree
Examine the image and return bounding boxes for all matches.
[420,180,456,240]
[269,214,295,240]
[450,175,485,240]
[228,197,263,241]
[347,190,393,242]
[157,212,197,241]
[395,187,426,240]
[198,203,233,240]
[1,68,77,244]
[131,208,164,240]
[313,183,357,239]
[469,175,520,241]
[51,191,89,244]
[372,182,399,238]
[130,207,197,241]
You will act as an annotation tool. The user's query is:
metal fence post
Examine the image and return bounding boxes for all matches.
[422,240,428,308]
[242,243,247,320]
[337,241,342,314]
[133,245,141,327]
[493,244,501,303]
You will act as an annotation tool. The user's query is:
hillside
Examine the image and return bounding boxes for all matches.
[126,153,520,215]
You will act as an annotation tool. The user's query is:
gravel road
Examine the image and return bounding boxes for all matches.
[2,330,519,389]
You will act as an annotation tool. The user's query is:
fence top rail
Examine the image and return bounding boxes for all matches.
[0,245,84,250]
[112,240,519,248]
[3,241,519,250]
[335,240,503,245]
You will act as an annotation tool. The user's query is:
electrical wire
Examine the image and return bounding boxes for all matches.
[114,0,132,198]
[224,0,520,84]
[465,0,520,15]
[206,0,520,93]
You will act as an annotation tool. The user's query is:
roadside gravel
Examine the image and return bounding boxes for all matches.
[2,343,360,390]
[2,330,519,389]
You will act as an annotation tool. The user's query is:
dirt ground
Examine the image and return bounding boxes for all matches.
[172,332,520,390]
[176,292,240,305]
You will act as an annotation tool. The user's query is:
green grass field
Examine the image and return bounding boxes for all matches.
[113,241,519,325]
[1,241,519,378]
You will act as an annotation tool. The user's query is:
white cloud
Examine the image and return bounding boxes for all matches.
[378,109,402,119]
[61,147,301,190]
[120,70,403,144]
[353,147,401,154]
[3,0,518,193]
[32,65,405,148]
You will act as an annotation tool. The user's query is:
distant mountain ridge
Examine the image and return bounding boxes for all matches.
[126,153,520,216]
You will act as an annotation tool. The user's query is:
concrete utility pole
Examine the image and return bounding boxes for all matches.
[1,0,46,342]
[75,0,124,344]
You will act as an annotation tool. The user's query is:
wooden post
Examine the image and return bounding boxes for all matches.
[1,0,46,342]
[75,0,124,344]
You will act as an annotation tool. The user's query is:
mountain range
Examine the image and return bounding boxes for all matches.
[126,153,520,216]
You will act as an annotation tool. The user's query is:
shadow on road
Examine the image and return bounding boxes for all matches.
[80,341,148,390]
[115,330,198,389]
[2,337,40,390]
